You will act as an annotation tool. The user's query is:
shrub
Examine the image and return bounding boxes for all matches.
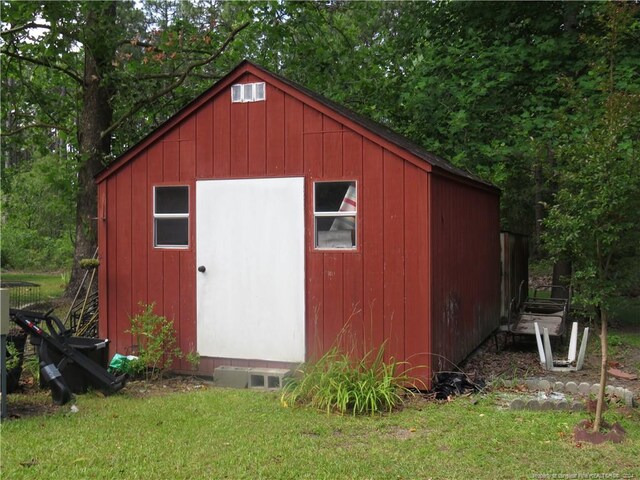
[184,349,201,372]
[281,343,412,416]
[127,303,183,381]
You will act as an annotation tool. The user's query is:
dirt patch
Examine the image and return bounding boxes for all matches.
[122,375,212,398]
[384,425,416,440]
[574,419,626,444]
[460,330,640,399]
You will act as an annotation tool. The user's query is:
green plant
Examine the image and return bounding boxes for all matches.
[127,302,182,381]
[184,350,201,372]
[79,258,100,269]
[281,343,412,416]
[5,342,21,371]
[608,335,624,347]
[23,353,41,384]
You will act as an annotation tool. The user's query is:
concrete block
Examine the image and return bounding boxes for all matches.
[571,402,584,411]
[624,390,634,407]
[248,368,291,390]
[565,382,578,394]
[525,378,539,390]
[540,400,554,411]
[589,383,601,396]
[526,399,541,410]
[556,401,570,411]
[510,399,525,410]
[578,382,591,395]
[214,366,249,389]
[538,379,551,391]
[553,382,564,392]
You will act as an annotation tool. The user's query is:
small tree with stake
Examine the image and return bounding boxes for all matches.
[544,3,640,434]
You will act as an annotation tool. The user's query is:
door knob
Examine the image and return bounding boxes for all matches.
[198,265,206,273]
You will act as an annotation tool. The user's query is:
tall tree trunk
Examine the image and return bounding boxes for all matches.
[66,1,116,299]
[551,259,571,299]
[593,309,608,432]
[533,159,545,258]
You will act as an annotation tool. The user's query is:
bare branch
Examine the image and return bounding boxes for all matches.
[102,21,250,139]
[0,123,71,137]
[1,49,83,85]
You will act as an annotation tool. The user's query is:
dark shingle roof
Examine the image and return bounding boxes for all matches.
[248,61,496,189]
[98,59,497,191]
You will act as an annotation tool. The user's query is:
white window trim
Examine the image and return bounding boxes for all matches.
[231,82,266,103]
[153,185,190,249]
[313,180,357,250]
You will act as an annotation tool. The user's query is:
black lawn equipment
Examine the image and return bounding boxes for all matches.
[9,308,126,405]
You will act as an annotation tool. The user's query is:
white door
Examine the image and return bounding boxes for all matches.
[196,177,305,362]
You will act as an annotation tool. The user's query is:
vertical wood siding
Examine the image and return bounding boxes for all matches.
[429,175,501,371]
[101,71,512,388]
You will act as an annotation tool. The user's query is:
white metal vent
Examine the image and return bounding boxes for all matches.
[231,82,266,103]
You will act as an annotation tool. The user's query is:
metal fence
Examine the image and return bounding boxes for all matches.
[0,281,41,309]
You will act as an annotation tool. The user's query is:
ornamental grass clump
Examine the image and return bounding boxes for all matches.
[281,343,412,416]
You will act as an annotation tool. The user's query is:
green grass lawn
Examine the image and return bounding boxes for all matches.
[2,388,639,479]
[1,271,68,301]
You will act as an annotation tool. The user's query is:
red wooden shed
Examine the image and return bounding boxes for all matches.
[96,61,500,388]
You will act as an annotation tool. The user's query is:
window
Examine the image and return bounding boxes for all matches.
[231,82,266,103]
[314,181,357,249]
[154,186,189,248]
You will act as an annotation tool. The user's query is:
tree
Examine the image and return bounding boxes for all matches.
[544,2,640,433]
[377,1,600,239]
[1,1,248,295]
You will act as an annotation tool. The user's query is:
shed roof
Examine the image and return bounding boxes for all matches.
[97,60,497,191]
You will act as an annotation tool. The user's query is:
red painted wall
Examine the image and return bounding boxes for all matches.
[429,174,501,372]
[98,65,498,387]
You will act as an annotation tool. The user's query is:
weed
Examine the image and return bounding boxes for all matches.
[281,343,412,416]
[608,334,624,347]
[23,353,41,384]
[5,342,21,371]
[127,302,182,381]
[184,349,201,372]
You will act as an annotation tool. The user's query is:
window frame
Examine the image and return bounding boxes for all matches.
[153,185,190,249]
[313,180,358,251]
[230,82,266,103]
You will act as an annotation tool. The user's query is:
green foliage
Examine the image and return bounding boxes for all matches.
[127,302,182,381]
[22,353,40,384]
[79,258,100,270]
[543,3,640,317]
[5,341,21,371]
[1,153,75,270]
[281,344,412,416]
[184,349,201,372]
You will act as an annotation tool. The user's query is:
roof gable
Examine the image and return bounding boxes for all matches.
[97,60,495,191]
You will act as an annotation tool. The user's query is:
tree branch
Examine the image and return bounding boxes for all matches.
[2,22,81,43]
[1,22,52,36]
[135,70,222,81]
[118,39,228,58]
[1,49,83,85]
[0,123,71,137]
[102,21,250,140]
